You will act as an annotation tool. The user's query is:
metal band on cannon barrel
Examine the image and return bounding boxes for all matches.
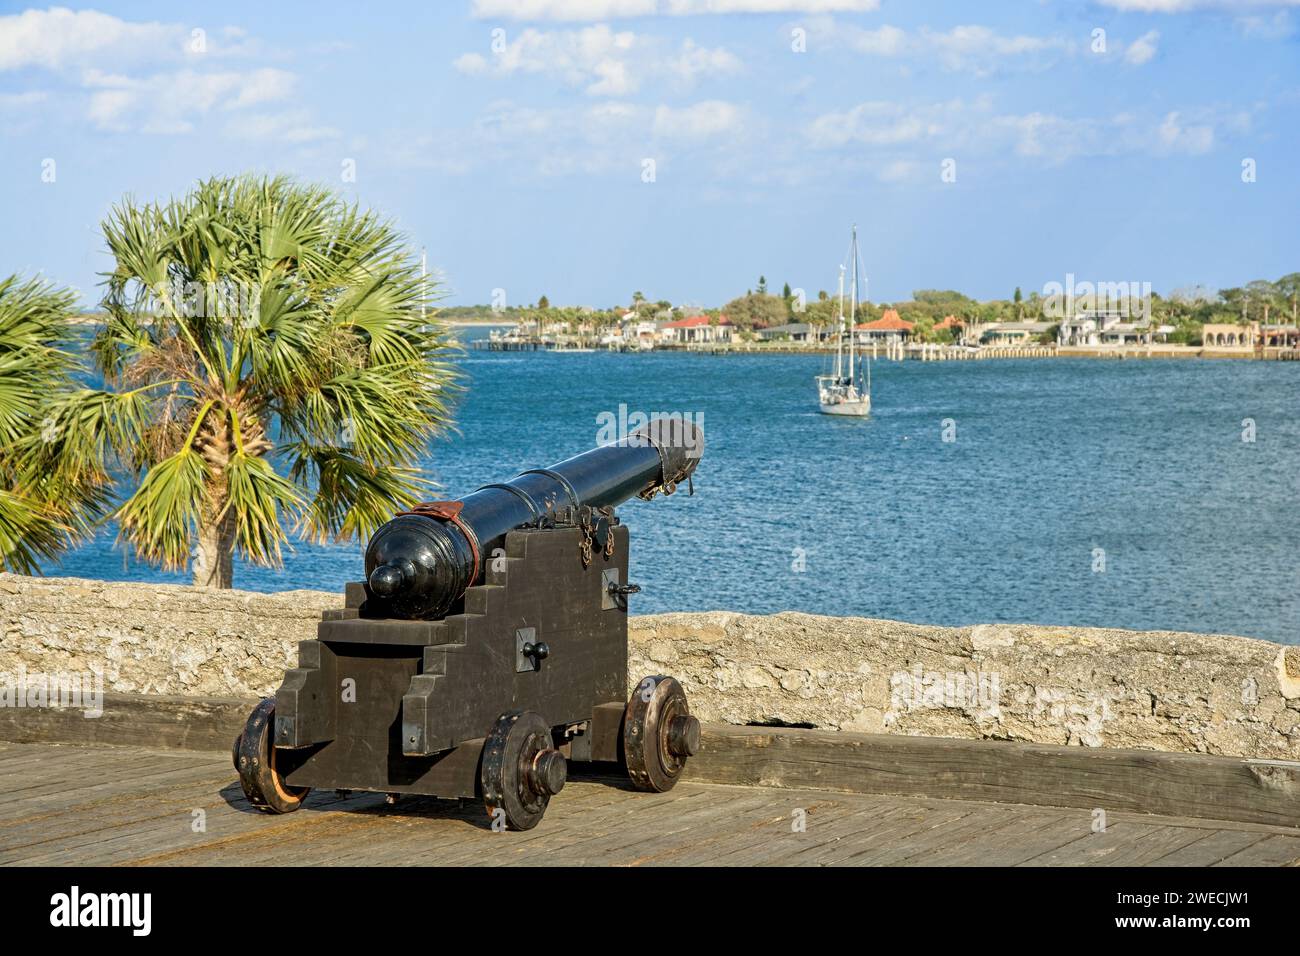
[363,419,703,620]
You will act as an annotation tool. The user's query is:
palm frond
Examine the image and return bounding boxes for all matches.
[222,451,301,566]
[0,487,71,575]
[285,443,434,543]
[0,273,105,570]
[112,448,210,570]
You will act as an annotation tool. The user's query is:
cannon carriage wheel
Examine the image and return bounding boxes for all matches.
[233,698,311,814]
[481,711,568,831]
[623,675,701,793]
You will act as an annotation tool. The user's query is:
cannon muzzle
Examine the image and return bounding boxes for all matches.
[363,418,703,619]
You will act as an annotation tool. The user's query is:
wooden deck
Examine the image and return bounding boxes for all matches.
[2,742,1297,866]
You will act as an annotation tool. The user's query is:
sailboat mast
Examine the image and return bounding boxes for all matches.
[835,265,845,380]
[849,225,858,385]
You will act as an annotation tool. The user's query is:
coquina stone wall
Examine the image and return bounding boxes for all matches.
[2,573,1298,759]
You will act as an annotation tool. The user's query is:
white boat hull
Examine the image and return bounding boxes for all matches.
[819,397,871,416]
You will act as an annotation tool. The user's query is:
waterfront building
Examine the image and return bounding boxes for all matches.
[854,309,914,344]
[662,314,734,344]
[981,321,1053,345]
[1058,311,1123,346]
[758,322,830,343]
[1202,322,1300,348]
[619,319,662,349]
[1058,311,1173,346]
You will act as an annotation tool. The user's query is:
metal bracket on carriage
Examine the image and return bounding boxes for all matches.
[541,505,575,529]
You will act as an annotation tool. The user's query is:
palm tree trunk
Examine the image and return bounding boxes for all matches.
[193,508,236,588]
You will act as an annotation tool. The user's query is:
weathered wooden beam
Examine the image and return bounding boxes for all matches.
[691,725,1300,830]
[0,693,250,753]
[1,694,1295,829]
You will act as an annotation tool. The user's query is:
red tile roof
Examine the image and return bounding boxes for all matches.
[855,309,914,332]
[934,314,964,329]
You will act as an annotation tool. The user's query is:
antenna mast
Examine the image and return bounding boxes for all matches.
[849,225,858,384]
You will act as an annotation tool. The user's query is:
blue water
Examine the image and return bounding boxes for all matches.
[45,328,1300,644]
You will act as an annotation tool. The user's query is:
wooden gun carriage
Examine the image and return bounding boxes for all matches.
[233,419,703,830]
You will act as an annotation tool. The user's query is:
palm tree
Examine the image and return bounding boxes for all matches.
[0,275,106,572]
[42,174,458,587]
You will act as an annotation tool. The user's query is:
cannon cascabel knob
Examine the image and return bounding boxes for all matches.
[369,563,405,597]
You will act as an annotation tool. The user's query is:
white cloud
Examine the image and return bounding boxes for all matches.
[841,24,906,55]
[0,90,48,109]
[83,67,296,134]
[1156,111,1214,153]
[0,8,334,138]
[1098,0,1299,11]
[1124,29,1160,64]
[227,110,340,143]
[454,25,739,95]
[875,159,918,182]
[652,99,743,137]
[806,99,968,149]
[0,7,183,70]
[815,21,1073,74]
[923,25,1071,73]
[1236,10,1295,35]
[807,97,1229,165]
[389,96,748,177]
[470,0,879,18]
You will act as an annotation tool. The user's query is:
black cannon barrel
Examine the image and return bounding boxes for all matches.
[363,417,703,619]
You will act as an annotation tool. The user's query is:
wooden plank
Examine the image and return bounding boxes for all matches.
[796,802,982,866]
[541,789,780,866]
[893,809,1086,866]
[0,694,251,752]
[0,753,224,817]
[657,789,939,867]
[1213,834,1300,867]
[834,804,1031,866]
[7,695,1298,831]
[5,740,1300,868]
[1018,822,1206,866]
[758,801,921,866]
[4,772,342,866]
[105,792,386,868]
[677,796,872,866]
[1149,829,1266,866]
[691,725,1300,830]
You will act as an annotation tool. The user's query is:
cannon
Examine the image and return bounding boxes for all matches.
[232,417,705,830]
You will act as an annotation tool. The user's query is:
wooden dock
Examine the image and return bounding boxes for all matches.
[2,741,1298,866]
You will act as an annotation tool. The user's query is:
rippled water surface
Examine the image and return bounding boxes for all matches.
[46,329,1300,644]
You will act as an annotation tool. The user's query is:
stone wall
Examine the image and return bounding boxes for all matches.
[3,574,1297,759]
[629,611,1300,760]
[0,574,335,698]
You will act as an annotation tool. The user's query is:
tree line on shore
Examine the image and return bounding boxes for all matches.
[444,273,1300,346]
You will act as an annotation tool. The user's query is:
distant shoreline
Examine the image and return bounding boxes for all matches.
[467,340,1300,361]
[69,315,511,328]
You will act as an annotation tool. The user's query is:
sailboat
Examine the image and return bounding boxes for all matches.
[816,226,872,416]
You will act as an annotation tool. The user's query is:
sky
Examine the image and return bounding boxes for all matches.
[0,0,1297,310]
